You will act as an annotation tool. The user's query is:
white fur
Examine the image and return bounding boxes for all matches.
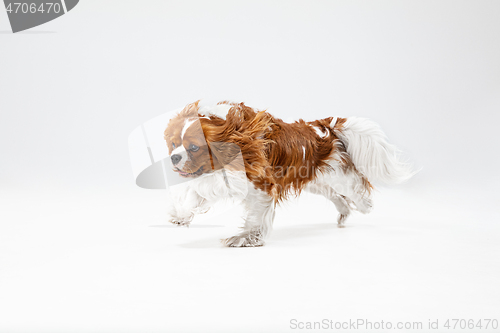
[181,118,197,139]
[222,185,275,247]
[305,160,373,226]
[166,169,249,225]
[166,169,274,247]
[312,125,328,138]
[333,117,414,185]
[198,104,232,120]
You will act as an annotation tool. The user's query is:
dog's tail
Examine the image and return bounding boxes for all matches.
[332,117,415,185]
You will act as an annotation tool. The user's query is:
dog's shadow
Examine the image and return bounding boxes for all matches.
[149,224,223,229]
[178,222,351,249]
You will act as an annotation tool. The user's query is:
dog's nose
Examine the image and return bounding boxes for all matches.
[171,154,182,165]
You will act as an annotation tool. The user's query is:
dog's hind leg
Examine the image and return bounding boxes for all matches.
[328,170,374,217]
[305,183,352,226]
[332,194,352,225]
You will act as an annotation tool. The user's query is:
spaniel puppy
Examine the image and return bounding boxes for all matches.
[164,101,413,247]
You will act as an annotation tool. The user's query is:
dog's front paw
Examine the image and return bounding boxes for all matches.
[222,231,265,247]
[168,215,193,227]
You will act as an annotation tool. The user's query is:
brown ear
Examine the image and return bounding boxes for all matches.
[180,100,200,117]
[208,141,244,171]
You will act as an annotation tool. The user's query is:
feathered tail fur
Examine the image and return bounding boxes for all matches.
[333,117,415,185]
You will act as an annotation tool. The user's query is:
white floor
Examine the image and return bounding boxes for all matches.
[0,184,499,332]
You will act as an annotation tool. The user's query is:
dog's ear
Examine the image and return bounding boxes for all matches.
[180,100,200,117]
[208,141,244,171]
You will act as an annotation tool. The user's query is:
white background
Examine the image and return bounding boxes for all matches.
[1,1,499,332]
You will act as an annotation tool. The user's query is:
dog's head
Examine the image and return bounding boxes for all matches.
[164,101,213,178]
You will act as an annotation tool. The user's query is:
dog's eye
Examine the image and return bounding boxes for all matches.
[172,142,176,148]
[189,144,199,152]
